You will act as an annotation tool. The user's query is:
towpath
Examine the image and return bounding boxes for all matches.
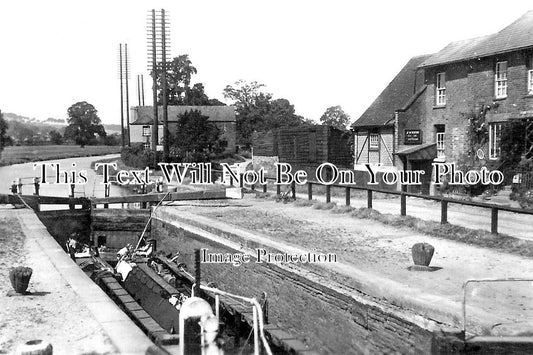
[0,207,153,354]
[164,195,533,336]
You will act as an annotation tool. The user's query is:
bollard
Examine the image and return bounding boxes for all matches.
[400,193,406,216]
[367,190,373,209]
[70,183,75,198]
[276,184,281,196]
[262,183,267,193]
[239,174,244,188]
[326,185,331,203]
[17,178,22,195]
[308,183,313,200]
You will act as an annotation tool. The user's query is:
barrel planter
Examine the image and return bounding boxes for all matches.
[411,243,435,266]
[9,266,33,294]
[16,339,53,355]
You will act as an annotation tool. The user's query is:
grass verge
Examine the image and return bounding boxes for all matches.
[348,207,533,258]
[0,145,121,166]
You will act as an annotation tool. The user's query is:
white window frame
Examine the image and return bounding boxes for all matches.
[489,123,502,159]
[369,133,379,150]
[436,132,445,158]
[495,61,507,98]
[142,125,151,137]
[436,72,446,106]
[528,56,533,94]
[143,142,150,150]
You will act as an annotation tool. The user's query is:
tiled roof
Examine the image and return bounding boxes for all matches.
[420,10,533,68]
[352,54,431,128]
[131,106,236,125]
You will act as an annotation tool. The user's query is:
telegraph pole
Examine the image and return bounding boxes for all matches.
[141,75,145,106]
[118,44,125,147]
[161,8,169,163]
[147,9,171,166]
[125,44,131,146]
[149,9,159,166]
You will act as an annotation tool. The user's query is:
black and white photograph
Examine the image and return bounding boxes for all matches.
[1,1,533,354]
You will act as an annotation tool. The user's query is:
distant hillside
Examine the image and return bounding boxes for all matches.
[104,124,122,134]
[3,112,65,126]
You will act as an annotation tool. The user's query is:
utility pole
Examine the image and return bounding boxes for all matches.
[125,44,131,146]
[137,75,141,106]
[148,9,159,166]
[161,8,169,163]
[141,75,145,106]
[118,44,125,148]
[147,9,171,166]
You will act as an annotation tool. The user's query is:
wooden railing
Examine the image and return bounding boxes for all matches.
[232,174,533,235]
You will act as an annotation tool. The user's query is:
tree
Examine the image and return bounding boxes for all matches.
[64,101,106,147]
[157,55,197,105]
[223,80,309,146]
[0,110,9,156]
[49,130,63,145]
[171,110,227,162]
[320,105,351,130]
[261,98,307,130]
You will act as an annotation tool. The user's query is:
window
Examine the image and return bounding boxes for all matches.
[435,125,445,159]
[495,61,507,98]
[436,133,445,158]
[436,72,446,105]
[489,123,502,159]
[142,125,151,137]
[369,133,379,150]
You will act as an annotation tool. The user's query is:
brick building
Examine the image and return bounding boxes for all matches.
[353,10,533,194]
[129,105,236,153]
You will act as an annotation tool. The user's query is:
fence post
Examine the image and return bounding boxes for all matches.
[441,199,448,224]
[345,187,350,206]
[367,190,373,209]
[308,183,313,200]
[400,193,406,216]
[33,178,40,196]
[104,183,110,209]
[326,185,331,203]
[491,207,498,234]
[291,180,296,199]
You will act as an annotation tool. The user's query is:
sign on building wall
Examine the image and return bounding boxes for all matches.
[404,130,422,145]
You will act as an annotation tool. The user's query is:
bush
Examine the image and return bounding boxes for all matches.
[121,143,162,169]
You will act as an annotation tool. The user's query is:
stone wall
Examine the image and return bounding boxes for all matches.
[150,217,440,355]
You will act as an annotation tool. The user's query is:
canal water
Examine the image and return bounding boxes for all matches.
[0,154,128,199]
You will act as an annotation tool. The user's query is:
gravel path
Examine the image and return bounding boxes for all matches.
[172,196,533,336]
[0,208,117,354]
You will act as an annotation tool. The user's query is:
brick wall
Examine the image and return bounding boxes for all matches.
[151,218,442,354]
[400,50,533,164]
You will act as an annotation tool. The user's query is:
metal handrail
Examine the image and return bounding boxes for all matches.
[192,284,273,355]
[462,277,533,335]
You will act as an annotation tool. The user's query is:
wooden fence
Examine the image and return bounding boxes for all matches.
[229,172,533,236]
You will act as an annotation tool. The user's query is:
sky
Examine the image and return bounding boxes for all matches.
[1,1,533,125]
